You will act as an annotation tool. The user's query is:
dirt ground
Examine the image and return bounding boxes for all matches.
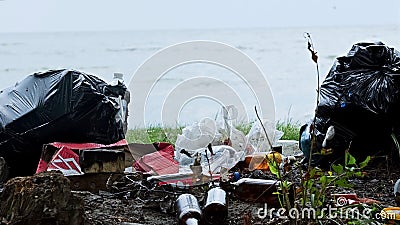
[74,158,400,225]
[0,155,398,225]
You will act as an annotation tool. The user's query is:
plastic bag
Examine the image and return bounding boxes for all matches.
[0,69,125,177]
[246,119,284,154]
[175,117,219,158]
[306,42,400,163]
[178,145,245,175]
[175,105,247,159]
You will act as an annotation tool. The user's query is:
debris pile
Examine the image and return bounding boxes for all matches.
[0,69,126,179]
[300,42,400,166]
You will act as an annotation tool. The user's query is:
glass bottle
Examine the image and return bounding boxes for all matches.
[175,194,202,225]
[232,178,281,206]
[203,187,228,225]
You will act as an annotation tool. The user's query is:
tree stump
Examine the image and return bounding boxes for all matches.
[0,171,84,225]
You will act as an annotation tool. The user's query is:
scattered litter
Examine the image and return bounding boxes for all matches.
[246,119,284,154]
[134,142,178,175]
[175,194,202,225]
[36,140,128,193]
[332,193,381,205]
[171,106,285,187]
[382,207,400,221]
[231,178,292,207]
[36,140,128,175]
[203,187,228,225]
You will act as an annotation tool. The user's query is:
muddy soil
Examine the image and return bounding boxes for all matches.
[77,160,400,225]
[0,157,398,225]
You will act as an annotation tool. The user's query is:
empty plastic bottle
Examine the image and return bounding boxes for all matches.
[175,194,202,225]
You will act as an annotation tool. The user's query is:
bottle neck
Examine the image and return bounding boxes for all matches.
[185,218,199,225]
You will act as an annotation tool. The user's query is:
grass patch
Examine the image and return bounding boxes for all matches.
[126,120,300,144]
[126,126,182,144]
[276,120,301,140]
[234,123,253,135]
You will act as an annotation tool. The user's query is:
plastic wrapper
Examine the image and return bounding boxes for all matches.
[177,145,245,175]
[303,42,400,163]
[0,69,125,177]
[246,119,284,154]
[175,117,220,155]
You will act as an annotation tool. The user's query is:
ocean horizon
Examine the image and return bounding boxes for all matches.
[1,25,399,127]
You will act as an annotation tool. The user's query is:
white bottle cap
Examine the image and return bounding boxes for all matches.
[113,72,123,79]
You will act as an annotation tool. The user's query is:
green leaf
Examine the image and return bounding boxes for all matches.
[332,164,343,174]
[319,175,328,186]
[268,160,280,178]
[315,169,324,177]
[309,168,316,178]
[359,156,370,169]
[283,180,292,189]
[307,180,314,189]
[346,151,356,166]
[354,171,363,177]
[335,178,353,188]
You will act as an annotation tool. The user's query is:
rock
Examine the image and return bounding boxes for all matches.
[0,171,84,225]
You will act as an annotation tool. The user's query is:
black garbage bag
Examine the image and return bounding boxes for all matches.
[301,42,400,165]
[0,69,125,178]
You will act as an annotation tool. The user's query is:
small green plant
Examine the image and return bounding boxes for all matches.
[268,154,293,212]
[268,150,371,223]
[299,151,370,218]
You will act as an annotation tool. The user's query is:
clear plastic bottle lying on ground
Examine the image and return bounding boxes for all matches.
[175,194,202,225]
[203,187,228,225]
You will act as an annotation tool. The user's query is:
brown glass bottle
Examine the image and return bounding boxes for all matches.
[232,178,281,207]
[175,194,202,225]
[203,187,228,225]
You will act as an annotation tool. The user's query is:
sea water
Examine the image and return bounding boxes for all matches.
[0,25,399,127]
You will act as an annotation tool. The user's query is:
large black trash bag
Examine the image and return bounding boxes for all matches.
[301,42,400,166]
[0,69,125,178]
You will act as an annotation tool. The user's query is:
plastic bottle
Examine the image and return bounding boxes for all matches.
[111,72,129,134]
[243,151,282,172]
[203,187,228,225]
[175,194,202,225]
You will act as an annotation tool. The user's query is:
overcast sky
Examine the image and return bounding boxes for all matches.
[0,0,399,32]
